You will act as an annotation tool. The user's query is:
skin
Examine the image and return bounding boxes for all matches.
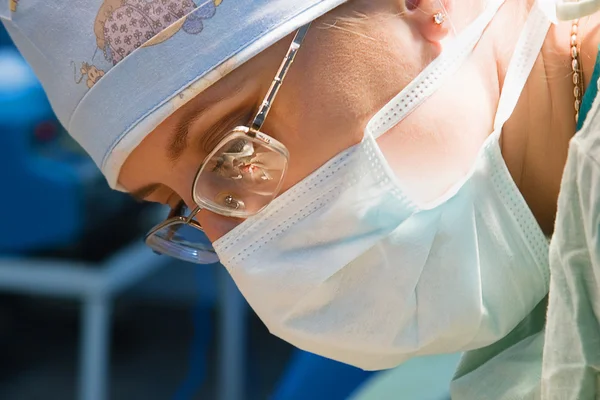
[120,0,600,242]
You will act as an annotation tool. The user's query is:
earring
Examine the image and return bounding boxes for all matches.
[433,11,445,25]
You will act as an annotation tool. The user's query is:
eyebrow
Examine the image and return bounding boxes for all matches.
[130,84,249,202]
[169,83,247,163]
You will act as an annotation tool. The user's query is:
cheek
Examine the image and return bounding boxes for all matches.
[197,209,243,242]
[195,144,346,243]
[279,134,361,195]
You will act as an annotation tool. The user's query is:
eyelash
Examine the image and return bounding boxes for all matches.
[201,108,254,155]
[212,138,249,173]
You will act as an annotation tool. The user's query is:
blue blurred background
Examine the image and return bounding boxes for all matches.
[0,23,460,400]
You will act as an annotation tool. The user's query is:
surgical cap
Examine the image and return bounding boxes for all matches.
[0,0,347,189]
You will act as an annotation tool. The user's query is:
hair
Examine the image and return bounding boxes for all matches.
[321,11,377,41]
[317,0,404,42]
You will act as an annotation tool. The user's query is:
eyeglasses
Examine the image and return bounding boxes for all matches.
[145,23,312,264]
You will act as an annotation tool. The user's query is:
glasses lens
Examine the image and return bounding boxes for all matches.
[146,220,219,264]
[193,131,288,218]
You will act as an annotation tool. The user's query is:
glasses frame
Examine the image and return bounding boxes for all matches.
[191,126,290,218]
[145,23,312,258]
[147,202,203,240]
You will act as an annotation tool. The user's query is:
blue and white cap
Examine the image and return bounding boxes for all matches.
[0,0,347,189]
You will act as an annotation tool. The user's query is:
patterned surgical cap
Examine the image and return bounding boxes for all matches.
[1,0,347,189]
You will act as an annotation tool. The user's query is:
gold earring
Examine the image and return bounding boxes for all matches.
[433,11,445,25]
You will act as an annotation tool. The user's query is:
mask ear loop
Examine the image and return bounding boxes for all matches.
[556,0,600,20]
[436,0,457,35]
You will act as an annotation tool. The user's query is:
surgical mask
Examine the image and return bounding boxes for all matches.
[213,0,551,370]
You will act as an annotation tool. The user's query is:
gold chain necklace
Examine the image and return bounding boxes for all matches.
[571,17,584,123]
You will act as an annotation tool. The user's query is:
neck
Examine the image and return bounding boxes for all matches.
[494,0,600,234]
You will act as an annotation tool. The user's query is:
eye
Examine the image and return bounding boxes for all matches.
[211,138,252,174]
[224,138,249,153]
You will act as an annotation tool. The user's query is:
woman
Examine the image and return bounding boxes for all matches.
[2,0,599,397]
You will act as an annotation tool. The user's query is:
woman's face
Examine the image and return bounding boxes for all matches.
[118,0,458,242]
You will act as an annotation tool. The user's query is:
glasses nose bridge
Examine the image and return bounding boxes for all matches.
[184,206,203,224]
[167,200,202,219]
[144,209,217,264]
[167,202,186,219]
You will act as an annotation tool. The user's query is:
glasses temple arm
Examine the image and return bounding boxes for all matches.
[250,23,312,132]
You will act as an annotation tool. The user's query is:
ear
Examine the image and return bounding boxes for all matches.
[403,0,452,43]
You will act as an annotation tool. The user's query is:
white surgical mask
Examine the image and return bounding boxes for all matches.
[213,0,551,370]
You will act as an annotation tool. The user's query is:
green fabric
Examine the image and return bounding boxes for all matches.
[577,44,600,131]
[348,353,462,400]
[450,298,548,399]
[540,88,600,399]
[348,300,548,400]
